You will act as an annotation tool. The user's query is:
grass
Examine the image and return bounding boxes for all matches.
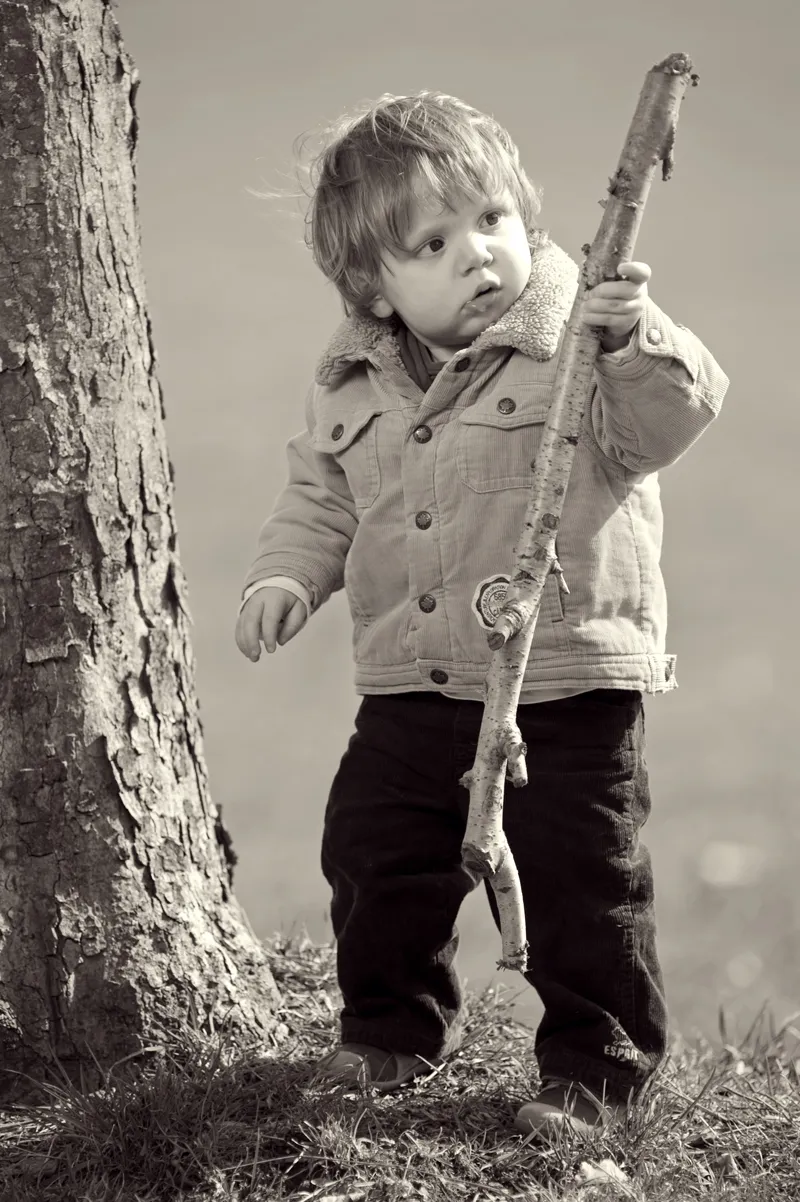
[1,933,799,1201]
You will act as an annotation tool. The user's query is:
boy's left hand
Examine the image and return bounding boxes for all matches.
[581,261,651,353]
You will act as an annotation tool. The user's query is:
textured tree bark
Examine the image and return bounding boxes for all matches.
[460,53,700,971]
[0,0,279,1102]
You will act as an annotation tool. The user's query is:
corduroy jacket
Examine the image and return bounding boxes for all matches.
[241,238,729,700]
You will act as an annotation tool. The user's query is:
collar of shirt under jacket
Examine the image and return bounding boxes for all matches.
[314,234,580,387]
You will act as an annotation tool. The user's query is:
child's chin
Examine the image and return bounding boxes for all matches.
[463,307,505,336]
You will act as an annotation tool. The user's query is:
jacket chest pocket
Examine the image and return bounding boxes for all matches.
[310,408,382,508]
[457,389,550,493]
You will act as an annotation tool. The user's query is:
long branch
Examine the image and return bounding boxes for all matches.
[460,53,699,972]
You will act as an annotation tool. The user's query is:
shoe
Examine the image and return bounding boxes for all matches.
[514,1076,625,1139]
[313,1042,441,1092]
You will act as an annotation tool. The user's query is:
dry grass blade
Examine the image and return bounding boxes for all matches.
[0,933,798,1201]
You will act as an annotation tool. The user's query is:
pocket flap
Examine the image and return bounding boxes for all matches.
[310,408,381,453]
[458,386,551,430]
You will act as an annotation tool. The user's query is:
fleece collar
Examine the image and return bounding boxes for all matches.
[314,235,579,387]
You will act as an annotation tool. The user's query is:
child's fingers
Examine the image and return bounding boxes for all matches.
[259,602,286,655]
[276,599,308,646]
[583,295,641,315]
[581,300,641,330]
[235,603,266,661]
[588,262,651,302]
[615,261,651,284]
[236,589,306,660]
[587,281,646,303]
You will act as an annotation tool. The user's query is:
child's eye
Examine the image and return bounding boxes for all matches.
[484,210,504,227]
[419,237,445,257]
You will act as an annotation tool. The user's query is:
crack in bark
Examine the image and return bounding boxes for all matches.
[136,632,162,744]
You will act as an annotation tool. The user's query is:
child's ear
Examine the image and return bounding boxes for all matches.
[370,296,394,319]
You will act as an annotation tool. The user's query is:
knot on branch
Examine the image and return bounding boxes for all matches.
[461,842,494,883]
[486,600,527,650]
[503,733,528,788]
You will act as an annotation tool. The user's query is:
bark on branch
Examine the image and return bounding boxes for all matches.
[460,53,699,972]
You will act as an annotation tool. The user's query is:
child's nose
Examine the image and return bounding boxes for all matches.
[460,234,493,272]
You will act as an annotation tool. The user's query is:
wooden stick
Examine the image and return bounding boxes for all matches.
[459,53,699,972]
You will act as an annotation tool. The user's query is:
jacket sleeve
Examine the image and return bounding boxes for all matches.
[584,297,730,472]
[241,384,357,613]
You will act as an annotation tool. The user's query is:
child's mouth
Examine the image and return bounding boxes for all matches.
[464,285,502,314]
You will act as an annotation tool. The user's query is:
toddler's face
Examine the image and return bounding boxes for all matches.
[371,186,532,361]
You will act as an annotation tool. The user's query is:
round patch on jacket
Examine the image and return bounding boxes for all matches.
[472,574,510,629]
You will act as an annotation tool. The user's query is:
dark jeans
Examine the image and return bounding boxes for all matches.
[320,689,669,1104]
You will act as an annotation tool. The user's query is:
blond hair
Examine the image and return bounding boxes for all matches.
[298,92,543,317]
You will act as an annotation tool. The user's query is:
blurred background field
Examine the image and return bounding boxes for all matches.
[121,0,799,1047]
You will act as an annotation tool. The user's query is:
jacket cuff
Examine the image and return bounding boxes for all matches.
[594,297,700,385]
[238,577,313,617]
[598,326,638,364]
[242,553,339,613]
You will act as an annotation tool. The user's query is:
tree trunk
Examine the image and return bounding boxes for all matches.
[0,0,279,1102]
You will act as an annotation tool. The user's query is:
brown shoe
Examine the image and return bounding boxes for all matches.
[314,1042,442,1092]
[514,1077,625,1140]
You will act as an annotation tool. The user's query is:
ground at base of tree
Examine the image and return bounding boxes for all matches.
[0,933,798,1202]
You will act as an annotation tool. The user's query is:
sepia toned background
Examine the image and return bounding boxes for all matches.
[121,0,799,1047]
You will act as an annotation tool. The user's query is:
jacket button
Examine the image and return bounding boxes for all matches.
[454,358,470,372]
[415,511,432,529]
[413,425,432,443]
[430,669,449,684]
[646,328,662,345]
[497,397,516,414]
[418,594,436,613]
[331,423,344,440]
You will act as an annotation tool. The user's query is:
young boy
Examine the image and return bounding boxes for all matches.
[235,91,728,1139]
